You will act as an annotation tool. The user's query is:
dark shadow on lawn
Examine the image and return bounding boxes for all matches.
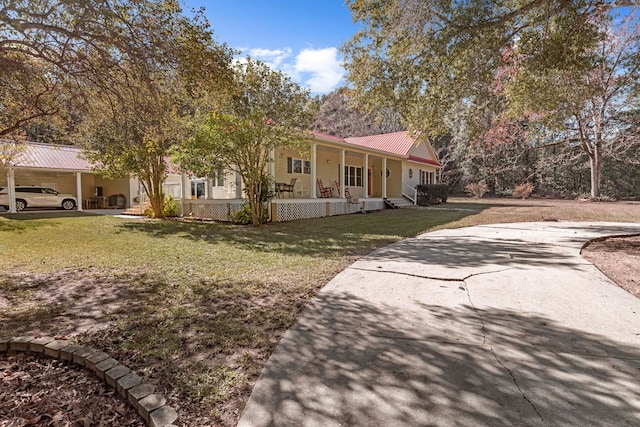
[113,208,482,258]
[242,292,640,427]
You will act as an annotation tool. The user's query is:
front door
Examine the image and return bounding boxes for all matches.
[367,168,372,196]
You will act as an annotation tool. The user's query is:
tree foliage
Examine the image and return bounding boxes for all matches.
[0,0,230,139]
[310,87,403,137]
[68,1,233,219]
[344,0,640,199]
[174,58,313,226]
[503,14,640,197]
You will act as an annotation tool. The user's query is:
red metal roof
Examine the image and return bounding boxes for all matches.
[16,143,93,171]
[310,130,346,143]
[408,155,442,167]
[345,131,419,156]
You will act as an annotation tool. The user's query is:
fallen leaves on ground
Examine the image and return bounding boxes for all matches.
[0,353,144,427]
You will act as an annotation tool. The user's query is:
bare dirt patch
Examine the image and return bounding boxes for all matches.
[581,234,640,299]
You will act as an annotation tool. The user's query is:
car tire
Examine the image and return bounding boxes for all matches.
[61,199,76,210]
[15,199,27,211]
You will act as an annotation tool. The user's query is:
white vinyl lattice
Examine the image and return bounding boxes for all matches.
[272,198,386,222]
[275,201,327,222]
[363,200,385,211]
[184,200,246,221]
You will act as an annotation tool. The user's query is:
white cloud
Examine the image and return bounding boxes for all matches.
[234,46,344,94]
[246,47,293,69]
[294,47,344,94]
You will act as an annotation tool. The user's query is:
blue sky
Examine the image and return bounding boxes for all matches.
[183,1,358,95]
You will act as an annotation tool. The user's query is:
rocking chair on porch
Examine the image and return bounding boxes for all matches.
[317,179,333,198]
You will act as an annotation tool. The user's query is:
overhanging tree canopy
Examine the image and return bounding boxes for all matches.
[343,0,640,198]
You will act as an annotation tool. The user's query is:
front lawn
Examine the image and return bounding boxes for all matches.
[1,197,638,425]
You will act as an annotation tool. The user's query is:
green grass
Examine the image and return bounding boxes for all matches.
[1,197,638,425]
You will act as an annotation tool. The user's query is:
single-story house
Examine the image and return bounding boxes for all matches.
[1,131,441,221]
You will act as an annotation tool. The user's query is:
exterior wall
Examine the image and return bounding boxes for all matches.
[315,149,340,196]
[13,169,78,194]
[386,159,403,197]
[208,169,240,199]
[163,174,183,199]
[94,176,131,206]
[369,159,383,198]
[404,161,421,190]
[407,138,439,162]
[275,147,313,198]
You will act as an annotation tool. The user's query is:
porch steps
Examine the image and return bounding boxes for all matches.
[121,203,149,216]
[384,197,415,209]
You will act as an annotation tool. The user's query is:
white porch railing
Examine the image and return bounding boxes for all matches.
[402,183,417,205]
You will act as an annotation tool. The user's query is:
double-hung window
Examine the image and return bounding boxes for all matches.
[287,157,311,174]
[213,168,224,187]
[344,165,363,187]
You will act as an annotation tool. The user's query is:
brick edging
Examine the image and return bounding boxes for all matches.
[1,336,178,427]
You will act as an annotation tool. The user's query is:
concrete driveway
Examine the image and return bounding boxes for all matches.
[239,222,640,427]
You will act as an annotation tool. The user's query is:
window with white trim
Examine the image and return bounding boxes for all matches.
[212,168,224,187]
[287,157,311,174]
[344,165,363,187]
[420,170,436,185]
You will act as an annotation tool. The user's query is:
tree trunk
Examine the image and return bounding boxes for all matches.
[590,144,602,199]
[142,166,165,219]
[149,192,165,219]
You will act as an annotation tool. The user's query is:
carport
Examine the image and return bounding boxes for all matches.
[2,142,134,213]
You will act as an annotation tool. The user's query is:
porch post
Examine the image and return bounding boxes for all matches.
[364,154,369,198]
[235,171,242,198]
[180,171,188,216]
[268,149,275,219]
[340,149,346,198]
[7,167,16,213]
[206,178,213,199]
[310,143,317,198]
[76,172,83,212]
[382,158,387,198]
[7,167,18,213]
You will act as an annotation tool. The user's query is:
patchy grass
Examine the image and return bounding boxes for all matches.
[1,197,639,425]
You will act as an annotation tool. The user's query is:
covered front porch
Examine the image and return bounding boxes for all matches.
[272,136,404,201]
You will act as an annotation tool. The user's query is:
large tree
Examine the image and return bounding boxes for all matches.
[503,14,640,198]
[343,0,639,198]
[0,0,221,138]
[174,58,313,226]
[75,3,233,219]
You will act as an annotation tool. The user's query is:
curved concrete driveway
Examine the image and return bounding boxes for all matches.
[239,222,640,427]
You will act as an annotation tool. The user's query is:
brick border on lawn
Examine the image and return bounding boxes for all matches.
[0,336,178,427]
